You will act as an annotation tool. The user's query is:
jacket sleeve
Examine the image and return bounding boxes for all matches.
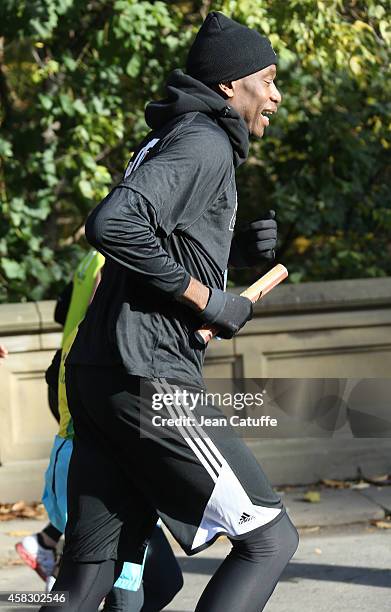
[123,124,233,236]
[85,188,191,298]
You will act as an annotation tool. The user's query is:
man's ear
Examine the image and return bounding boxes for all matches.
[218,81,234,98]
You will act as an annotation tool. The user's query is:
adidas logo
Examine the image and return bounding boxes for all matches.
[239,512,255,525]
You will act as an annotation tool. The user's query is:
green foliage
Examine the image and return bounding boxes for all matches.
[0,0,390,302]
[227,0,391,285]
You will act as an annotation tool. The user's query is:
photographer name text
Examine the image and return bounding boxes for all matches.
[151,415,277,428]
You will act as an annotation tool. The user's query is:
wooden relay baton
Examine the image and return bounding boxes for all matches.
[194,263,288,346]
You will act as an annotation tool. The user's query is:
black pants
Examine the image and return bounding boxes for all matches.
[45,365,298,611]
[62,366,286,562]
[104,525,183,612]
[42,512,298,612]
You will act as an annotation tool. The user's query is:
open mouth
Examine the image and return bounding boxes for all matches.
[260,109,275,128]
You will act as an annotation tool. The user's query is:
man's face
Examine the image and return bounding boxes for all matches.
[221,65,282,138]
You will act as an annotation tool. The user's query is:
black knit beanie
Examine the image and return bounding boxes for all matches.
[186,12,277,84]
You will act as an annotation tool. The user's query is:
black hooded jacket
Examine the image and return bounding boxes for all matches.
[67,70,250,385]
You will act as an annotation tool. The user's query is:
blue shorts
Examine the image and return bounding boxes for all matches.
[42,435,146,591]
[42,435,72,534]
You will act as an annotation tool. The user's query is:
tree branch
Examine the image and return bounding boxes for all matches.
[62,222,85,246]
[200,0,212,19]
[0,37,12,127]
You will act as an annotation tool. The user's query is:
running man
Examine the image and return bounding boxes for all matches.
[45,12,298,612]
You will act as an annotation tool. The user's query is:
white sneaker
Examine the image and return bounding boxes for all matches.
[15,534,56,581]
[46,575,56,592]
[45,555,60,593]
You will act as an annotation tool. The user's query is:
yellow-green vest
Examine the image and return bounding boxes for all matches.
[58,250,105,439]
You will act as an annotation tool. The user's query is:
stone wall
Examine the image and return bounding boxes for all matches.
[1,277,391,501]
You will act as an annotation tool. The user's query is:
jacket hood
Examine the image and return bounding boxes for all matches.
[145,69,249,167]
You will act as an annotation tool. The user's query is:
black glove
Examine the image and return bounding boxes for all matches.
[196,288,253,340]
[229,209,277,267]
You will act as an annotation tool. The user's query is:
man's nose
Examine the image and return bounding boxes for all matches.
[270,83,282,105]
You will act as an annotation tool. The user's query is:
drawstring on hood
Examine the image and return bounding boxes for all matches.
[145,69,249,167]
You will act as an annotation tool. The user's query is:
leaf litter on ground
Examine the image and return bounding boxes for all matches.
[370,516,391,530]
[0,501,46,521]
